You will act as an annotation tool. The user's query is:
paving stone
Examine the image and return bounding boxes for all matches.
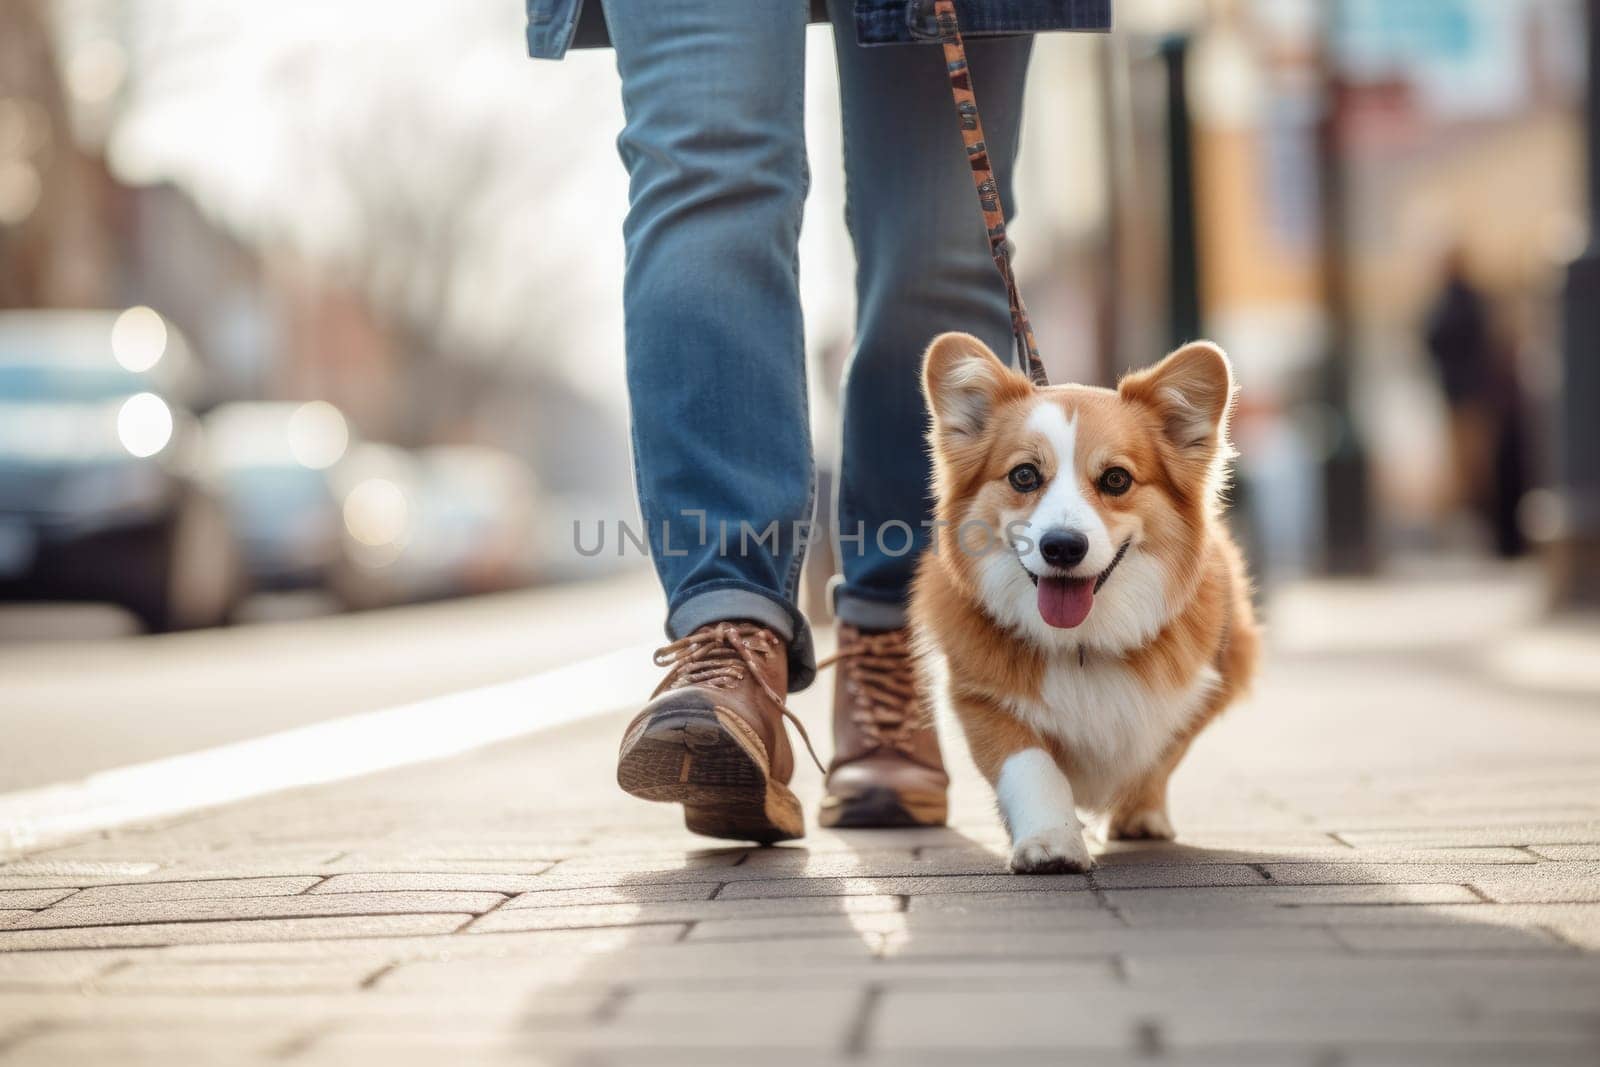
[862,1051,1324,1067]
[871,988,1600,1052]
[0,913,471,950]
[468,893,903,934]
[532,854,750,888]
[1337,1046,1600,1067]
[908,927,1343,960]
[1315,807,1600,831]
[381,937,880,993]
[499,883,721,909]
[117,857,348,879]
[27,841,338,866]
[684,912,914,942]
[1090,864,1267,888]
[0,988,587,1030]
[0,888,78,908]
[0,866,344,890]
[1163,1007,1600,1049]
[1117,901,1599,936]
[337,846,562,864]
[1335,824,1600,848]
[1471,862,1600,903]
[870,989,1140,1050]
[157,924,686,962]
[62,877,322,905]
[1330,922,1568,952]
[614,989,863,1050]
[1260,862,1545,886]
[711,850,1011,882]
[320,859,559,876]
[1090,844,1537,868]
[2,890,505,931]
[1106,830,1345,850]
[0,1027,301,1065]
[1102,883,1481,911]
[0,949,129,988]
[1529,844,1600,861]
[751,907,1132,946]
[291,1029,829,1061]
[94,959,386,994]
[1121,953,1600,990]
[0,861,162,881]
[310,872,565,895]
[802,827,1000,849]
[901,891,1112,919]
[715,874,1088,899]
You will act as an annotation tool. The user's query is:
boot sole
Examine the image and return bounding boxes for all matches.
[819,785,948,829]
[617,706,804,844]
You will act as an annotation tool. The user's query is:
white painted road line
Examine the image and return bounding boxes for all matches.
[0,641,659,858]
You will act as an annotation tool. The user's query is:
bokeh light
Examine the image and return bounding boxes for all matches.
[110,306,168,373]
[343,477,408,548]
[116,392,173,458]
[286,401,350,470]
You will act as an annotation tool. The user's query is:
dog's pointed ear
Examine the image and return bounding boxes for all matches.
[922,332,1031,441]
[1118,341,1235,455]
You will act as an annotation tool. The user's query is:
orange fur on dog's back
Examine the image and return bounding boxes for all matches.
[910,333,1260,870]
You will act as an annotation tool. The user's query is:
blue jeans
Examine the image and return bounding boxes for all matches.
[603,0,1031,690]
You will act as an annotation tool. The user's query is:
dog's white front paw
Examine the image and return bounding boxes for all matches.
[1009,825,1095,874]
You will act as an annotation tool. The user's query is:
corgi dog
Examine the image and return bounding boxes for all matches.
[910,333,1260,874]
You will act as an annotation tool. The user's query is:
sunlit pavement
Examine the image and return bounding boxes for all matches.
[1,567,1599,1065]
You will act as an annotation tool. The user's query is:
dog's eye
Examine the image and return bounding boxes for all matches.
[1007,463,1042,493]
[1099,467,1133,495]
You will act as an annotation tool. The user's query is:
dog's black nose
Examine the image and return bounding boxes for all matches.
[1039,529,1089,569]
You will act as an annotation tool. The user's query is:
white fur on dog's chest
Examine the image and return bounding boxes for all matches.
[1001,657,1219,810]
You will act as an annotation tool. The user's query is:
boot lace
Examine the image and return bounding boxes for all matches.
[652,621,825,773]
[818,629,926,757]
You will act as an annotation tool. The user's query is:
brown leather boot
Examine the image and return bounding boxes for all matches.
[617,621,822,844]
[819,624,949,828]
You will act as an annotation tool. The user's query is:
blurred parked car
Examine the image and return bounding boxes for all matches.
[0,308,241,631]
[204,401,351,594]
[415,445,540,594]
[331,443,538,609]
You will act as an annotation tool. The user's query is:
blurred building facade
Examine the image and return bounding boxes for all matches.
[2,0,1595,617]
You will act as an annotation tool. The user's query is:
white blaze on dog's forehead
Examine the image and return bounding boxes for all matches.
[1018,400,1111,560]
[1023,399,1076,468]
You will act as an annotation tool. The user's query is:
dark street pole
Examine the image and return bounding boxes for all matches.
[1162,36,1202,349]
[1554,0,1600,606]
[1315,0,1375,575]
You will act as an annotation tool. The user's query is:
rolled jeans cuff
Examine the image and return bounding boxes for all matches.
[832,588,909,631]
[666,585,817,693]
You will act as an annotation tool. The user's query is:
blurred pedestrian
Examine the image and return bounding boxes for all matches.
[1424,250,1494,516]
[1422,247,1527,557]
[529,0,1110,841]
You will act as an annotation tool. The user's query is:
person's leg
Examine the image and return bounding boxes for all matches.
[603,0,820,844]
[602,0,818,689]
[817,3,1032,828]
[827,8,1032,626]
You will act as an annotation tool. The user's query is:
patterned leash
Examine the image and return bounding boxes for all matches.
[933,0,1049,387]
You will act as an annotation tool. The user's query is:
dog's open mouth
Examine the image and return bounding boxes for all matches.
[1024,540,1131,630]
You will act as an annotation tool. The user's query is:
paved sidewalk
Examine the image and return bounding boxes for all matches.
[2,572,1599,1065]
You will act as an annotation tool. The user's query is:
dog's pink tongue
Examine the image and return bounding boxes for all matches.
[1037,577,1095,629]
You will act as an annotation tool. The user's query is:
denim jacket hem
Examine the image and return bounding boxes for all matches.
[526,0,1111,61]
